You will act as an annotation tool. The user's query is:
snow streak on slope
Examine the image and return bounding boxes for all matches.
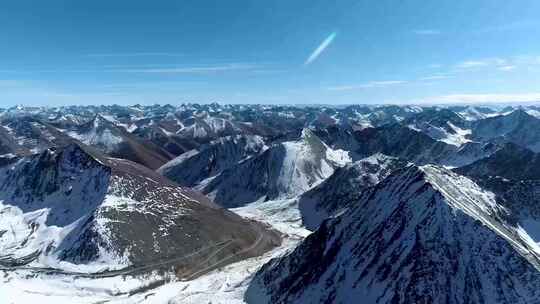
[198,129,350,208]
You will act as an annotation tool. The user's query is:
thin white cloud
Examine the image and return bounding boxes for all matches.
[118,63,259,73]
[419,75,451,81]
[413,29,441,35]
[453,56,540,72]
[98,80,206,89]
[416,93,540,104]
[86,52,184,57]
[498,65,516,71]
[327,80,406,91]
[456,58,508,69]
[0,63,262,74]
[456,60,490,69]
[304,32,337,65]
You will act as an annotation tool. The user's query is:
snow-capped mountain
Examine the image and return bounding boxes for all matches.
[158,135,267,187]
[62,115,174,169]
[471,109,540,152]
[316,123,496,168]
[403,108,472,146]
[449,105,507,121]
[132,121,197,156]
[247,165,540,304]
[196,129,350,208]
[299,153,409,230]
[0,143,280,274]
[0,104,537,170]
[350,123,472,166]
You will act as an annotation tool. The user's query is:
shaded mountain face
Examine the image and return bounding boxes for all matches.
[455,144,540,236]
[456,143,540,181]
[158,135,267,187]
[247,165,540,304]
[353,124,456,163]
[0,125,28,156]
[0,144,280,274]
[313,125,362,160]
[350,123,484,167]
[471,109,540,152]
[299,153,410,230]
[0,116,74,155]
[197,129,351,208]
[316,123,496,168]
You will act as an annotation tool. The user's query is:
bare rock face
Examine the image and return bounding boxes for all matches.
[0,143,280,275]
[247,165,540,304]
[298,153,409,230]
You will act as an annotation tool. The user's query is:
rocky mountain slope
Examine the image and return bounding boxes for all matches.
[246,165,540,304]
[456,143,540,181]
[0,143,280,275]
[62,115,174,169]
[298,153,409,230]
[456,144,540,245]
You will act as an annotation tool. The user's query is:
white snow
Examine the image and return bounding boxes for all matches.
[68,128,124,151]
[439,122,472,146]
[407,121,472,147]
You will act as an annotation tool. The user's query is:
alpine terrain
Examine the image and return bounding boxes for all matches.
[3,104,540,304]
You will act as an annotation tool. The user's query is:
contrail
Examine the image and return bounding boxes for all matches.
[304,32,337,65]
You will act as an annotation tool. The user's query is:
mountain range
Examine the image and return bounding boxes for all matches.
[4,103,540,303]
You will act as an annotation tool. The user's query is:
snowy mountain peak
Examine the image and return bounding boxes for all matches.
[197,134,350,207]
[247,164,540,304]
[507,108,533,120]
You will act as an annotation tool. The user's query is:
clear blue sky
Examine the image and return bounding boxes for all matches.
[1,0,540,106]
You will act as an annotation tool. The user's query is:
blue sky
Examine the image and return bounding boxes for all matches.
[1,0,540,106]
